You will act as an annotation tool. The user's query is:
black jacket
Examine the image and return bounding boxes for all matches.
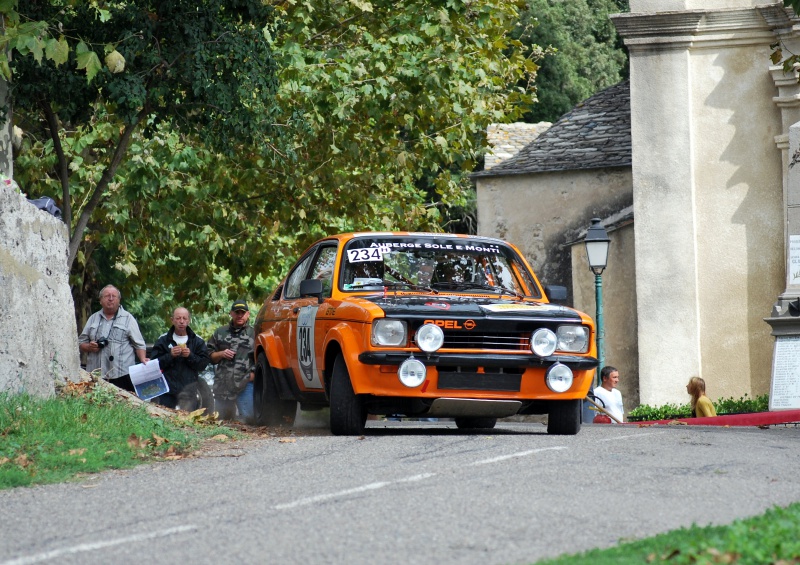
[151,326,209,394]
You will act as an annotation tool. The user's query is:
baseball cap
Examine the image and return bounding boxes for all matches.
[230,300,249,312]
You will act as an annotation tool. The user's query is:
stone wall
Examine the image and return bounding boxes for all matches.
[477,167,633,294]
[484,123,551,170]
[570,216,638,414]
[0,185,80,396]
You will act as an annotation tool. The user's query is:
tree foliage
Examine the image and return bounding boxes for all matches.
[9,0,536,322]
[771,2,800,75]
[514,0,628,123]
[11,0,281,268]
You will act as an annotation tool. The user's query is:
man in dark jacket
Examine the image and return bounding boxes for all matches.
[151,307,209,408]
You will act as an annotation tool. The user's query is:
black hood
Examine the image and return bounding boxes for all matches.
[362,295,582,322]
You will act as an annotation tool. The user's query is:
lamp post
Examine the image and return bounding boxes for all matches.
[584,218,610,385]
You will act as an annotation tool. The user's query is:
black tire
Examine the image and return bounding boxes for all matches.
[454,417,497,429]
[329,354,366,436]
[196,378,215,414]
[547,400,582,435]
[253,352,297,427]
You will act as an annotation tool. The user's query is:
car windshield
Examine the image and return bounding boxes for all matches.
[340,236,541,298]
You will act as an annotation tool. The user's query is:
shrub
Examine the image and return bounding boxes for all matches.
[627,393,769,422]
[627,403,690,422]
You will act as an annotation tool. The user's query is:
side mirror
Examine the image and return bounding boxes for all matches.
[299,278,324,304]
[544,285,567,303]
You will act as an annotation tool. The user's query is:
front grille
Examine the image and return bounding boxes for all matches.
[434,331,530,351]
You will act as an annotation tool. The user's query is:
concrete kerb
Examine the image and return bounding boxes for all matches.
[618,410,800,428]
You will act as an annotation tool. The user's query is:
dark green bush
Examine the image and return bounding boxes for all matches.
[627,393,769,422]
[627,403,690,422]
[714,393,769,415]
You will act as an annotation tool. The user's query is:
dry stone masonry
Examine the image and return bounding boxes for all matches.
[0,185,79,396]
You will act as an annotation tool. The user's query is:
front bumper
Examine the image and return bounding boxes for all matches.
[358,351,598,370]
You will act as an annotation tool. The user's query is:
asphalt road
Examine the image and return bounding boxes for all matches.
[2,419,800,565]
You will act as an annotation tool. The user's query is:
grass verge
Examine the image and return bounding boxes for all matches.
[537,502,800,564]
[0,382,240,490]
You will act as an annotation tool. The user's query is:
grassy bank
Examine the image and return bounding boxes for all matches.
[537,502,800,564]
[0,381,238,489]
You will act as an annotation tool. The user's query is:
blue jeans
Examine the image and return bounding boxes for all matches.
[236,381,254,422]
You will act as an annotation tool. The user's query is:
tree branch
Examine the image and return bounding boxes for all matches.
[39,98,71,235]
[67,106,149,269]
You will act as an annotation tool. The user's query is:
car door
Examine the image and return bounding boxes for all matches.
[288,244,338,391]
[270,250,316,388]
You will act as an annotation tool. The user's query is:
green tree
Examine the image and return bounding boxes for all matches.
[515,0,628,123]
[771,2,800,74]
[9,0,281,322]
[10,0,536,322]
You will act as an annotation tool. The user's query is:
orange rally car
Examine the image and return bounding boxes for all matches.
[252,232,597,435]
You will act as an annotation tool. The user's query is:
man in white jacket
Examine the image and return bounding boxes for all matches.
[78,285,148,392]
[592,366,624,423]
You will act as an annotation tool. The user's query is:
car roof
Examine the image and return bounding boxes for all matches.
[317,232,512,246]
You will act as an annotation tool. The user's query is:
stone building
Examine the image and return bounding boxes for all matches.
[474,82,639,409]
[477,0,800,409]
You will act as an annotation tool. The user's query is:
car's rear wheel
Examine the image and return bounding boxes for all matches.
[253,352,297,427]
[454,417,497,429]
[547,399,581,435]
[196,378,215,415]
[329,354,366,436]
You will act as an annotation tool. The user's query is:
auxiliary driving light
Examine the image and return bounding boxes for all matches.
[531,328,557,357]
[545,363,573,393]
[398,357,427,388]
[416,323,445,353]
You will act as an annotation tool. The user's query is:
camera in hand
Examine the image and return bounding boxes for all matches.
[96,337,109,348]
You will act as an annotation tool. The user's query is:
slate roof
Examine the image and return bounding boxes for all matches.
[473,80,631,178]
[563,205,634,248]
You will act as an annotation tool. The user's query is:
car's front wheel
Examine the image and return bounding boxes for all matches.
[253,352,297,427]
[454,417,497,430]
[329,354,366,436]
[547,399,581,435]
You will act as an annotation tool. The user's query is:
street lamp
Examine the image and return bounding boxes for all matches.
[584,218,610,384]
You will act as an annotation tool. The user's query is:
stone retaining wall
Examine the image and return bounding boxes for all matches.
[0,185,79,396]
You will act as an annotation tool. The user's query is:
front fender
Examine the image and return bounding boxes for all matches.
[323,321,370,393]
[256,331,289,371]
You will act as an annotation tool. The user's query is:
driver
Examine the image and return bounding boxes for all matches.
[347,260,385,289]
[351,261,384,280]
[417,260,435,286]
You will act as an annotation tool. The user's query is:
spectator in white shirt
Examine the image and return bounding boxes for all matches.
[592,366,624,423]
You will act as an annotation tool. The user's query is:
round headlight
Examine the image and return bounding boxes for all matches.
[372,319,407,346]
[398,357,427,387]
[531,328,557,357]
[416,323,445,353]
[557,325,589,353]
[545,363,573,393]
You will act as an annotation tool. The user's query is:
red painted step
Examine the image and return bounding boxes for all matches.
[627,410,800,427]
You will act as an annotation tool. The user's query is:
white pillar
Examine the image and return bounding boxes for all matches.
[614,2,785,405]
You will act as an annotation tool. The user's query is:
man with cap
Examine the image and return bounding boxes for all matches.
[207,299,256,422]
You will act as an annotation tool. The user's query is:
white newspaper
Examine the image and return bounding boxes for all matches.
[129,359,169,401]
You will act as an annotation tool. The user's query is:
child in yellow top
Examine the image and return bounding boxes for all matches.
[686,377,717,417]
